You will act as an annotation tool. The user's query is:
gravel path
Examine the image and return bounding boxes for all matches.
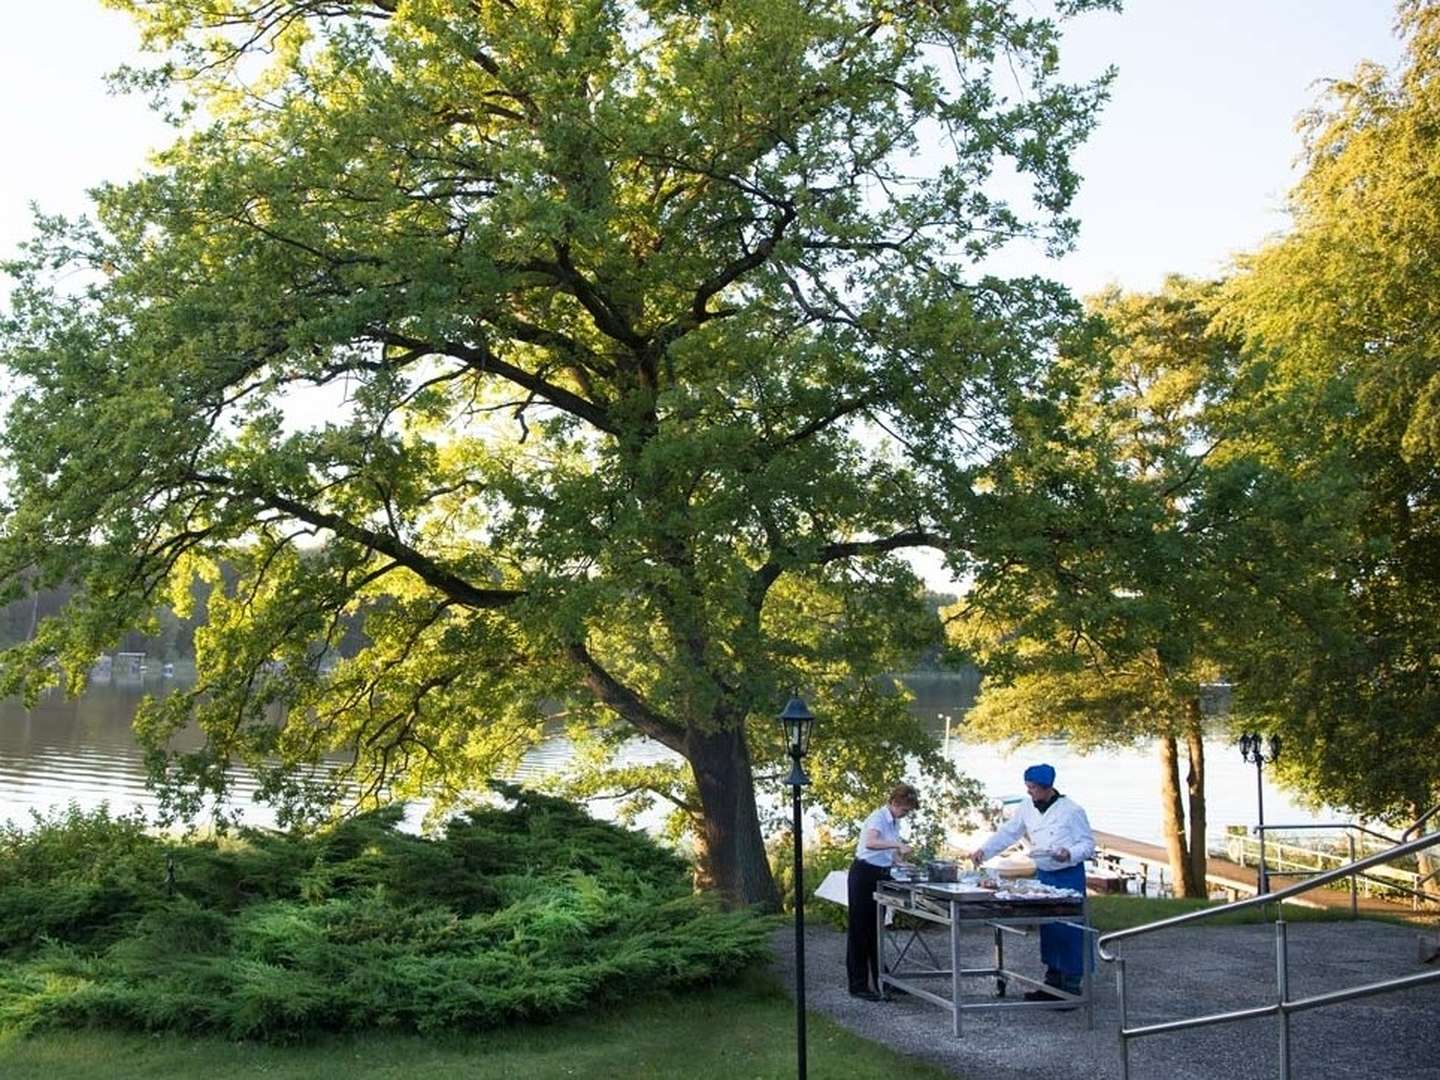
[770,918,1440,1079]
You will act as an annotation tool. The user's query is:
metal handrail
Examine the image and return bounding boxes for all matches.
[1098,828,1439,960]
[1099,829,1440,1080]
[1248,796,1440,846]
[1263,866,1440,908]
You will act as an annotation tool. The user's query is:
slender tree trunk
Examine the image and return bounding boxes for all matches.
[687,724,782,911]
[1184,701,1208,895]
[1411,800,1440,910]
[1159,734,1202,897]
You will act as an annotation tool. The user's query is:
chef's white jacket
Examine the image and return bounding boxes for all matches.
[977,795,1096,872]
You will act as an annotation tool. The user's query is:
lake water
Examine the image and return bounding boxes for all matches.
[0,676,1333,846]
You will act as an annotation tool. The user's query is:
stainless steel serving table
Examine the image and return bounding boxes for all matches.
[875,880,1093,1036]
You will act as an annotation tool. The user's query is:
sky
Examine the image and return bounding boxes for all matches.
[1046,0,1404,295]
[0,1,1406,293]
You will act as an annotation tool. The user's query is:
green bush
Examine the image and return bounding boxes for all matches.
[0,788,770,1040]
[0,804,163,954]
[769,836,855,930]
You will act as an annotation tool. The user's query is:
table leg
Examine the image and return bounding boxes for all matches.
[950,900,962,1036]
[877,888,887,1000]
[993,924,1006,997]
[1083,897,1095,1030]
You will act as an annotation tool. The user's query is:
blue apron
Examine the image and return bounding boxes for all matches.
[1036,863,1087,978]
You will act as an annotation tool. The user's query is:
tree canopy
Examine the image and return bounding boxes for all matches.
[0,0,1117,906]
[952,3,1440,878]
[948,277,1275,893]
[1219,0,1440,825]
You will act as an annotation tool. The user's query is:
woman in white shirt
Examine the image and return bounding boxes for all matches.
[969,764,1095,1000]
[847,782,920,1000]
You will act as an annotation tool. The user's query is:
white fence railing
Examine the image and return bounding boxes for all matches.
[1217,829,1423,899]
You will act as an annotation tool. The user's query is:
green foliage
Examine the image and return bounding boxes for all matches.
[769,836,856,930]
[950,277,1255,747]
[1,0,1118,905]
[1217,0,1440,822]
[945,276,1346,894]
[0,790,770,1040]
[0,805,164,954]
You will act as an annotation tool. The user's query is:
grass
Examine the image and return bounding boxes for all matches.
[1088,893,1431,932]
[2,894,1421,1080]
[0,973,957,1080]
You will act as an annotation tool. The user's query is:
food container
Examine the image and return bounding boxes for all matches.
[926,860,959,882]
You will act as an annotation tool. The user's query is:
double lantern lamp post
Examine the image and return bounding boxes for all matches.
[1238,732,1282,894]
[778,696,815,1080]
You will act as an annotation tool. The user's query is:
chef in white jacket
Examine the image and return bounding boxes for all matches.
[969,763,1094,1000]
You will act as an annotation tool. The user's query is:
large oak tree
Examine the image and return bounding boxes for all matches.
[0,0,1114,907]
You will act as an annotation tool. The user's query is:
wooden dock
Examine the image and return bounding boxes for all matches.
[1092,830,1412,915]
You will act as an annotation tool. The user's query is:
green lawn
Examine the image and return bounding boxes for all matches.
[0,973,956,1080]
[1087,893,1426,932]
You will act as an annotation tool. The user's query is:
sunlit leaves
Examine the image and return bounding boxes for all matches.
[4,0,1116,896]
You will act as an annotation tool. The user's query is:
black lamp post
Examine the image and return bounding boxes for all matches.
[1239,732,1282,894]
[779,696,815,1080]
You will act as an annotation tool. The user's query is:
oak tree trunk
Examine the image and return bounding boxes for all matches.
[687,724,782,911]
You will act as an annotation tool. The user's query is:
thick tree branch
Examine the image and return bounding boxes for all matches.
[187,473,524,610]
[749,528,952,609]
[815,529,951,564]
[374,329,620,436]
[776,394,875,446]
[549,243,646,349]
[566,641,686,754]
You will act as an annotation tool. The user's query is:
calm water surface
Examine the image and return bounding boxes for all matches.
[0,677,1331,844]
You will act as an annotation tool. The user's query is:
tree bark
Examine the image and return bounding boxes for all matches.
[1184,701,1208,896]
[1159,734,1203,897]
[687,723,782,911]
[1410,800,1440,910]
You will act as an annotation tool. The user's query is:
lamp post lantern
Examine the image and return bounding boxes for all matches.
[778,696,814,1080]
[1239,732,1282,894]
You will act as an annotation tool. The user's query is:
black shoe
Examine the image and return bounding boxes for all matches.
[1023,988,1064,1002]
[849,989,883,1001]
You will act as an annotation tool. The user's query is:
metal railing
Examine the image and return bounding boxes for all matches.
[1097,828,1440,1080]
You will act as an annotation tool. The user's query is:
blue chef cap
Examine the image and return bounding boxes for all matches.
[1023,763,1056,787]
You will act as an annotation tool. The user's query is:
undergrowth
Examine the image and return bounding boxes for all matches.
[0,787,770,1041]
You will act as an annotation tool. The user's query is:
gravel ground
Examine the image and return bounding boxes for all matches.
[770,918,1440,1079]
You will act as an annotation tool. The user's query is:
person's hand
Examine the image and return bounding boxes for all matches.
[897,842,913,859]
[1054,846,1070,862]
[968,848,984,867]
